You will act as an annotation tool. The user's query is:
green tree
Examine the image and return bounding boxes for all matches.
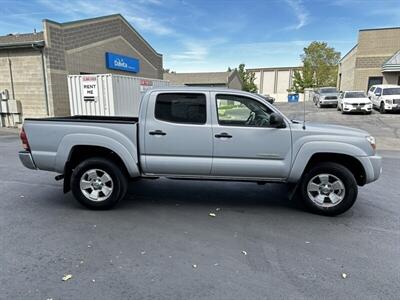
[292,41,340,93]
[228,64,258,93]
[163,68,175,74]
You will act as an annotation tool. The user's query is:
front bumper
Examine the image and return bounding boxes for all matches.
[343,104,372,113]
[320,100,338,106]
[384,103,400,111]
[19,151,37,170]
[358,155,382,184]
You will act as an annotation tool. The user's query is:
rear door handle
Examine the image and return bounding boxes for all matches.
[149,130,166,136]
[215,132,232,138]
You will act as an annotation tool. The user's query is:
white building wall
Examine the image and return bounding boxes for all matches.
[262,71,275,95]
[248,67,301,102]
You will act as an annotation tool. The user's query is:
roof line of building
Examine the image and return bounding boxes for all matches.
[167,71,234,75]
[360,26,400,32]
[43,14,162,57]
[228,69,242,85]
[339,44,358,62]
[0,40,45,50]
[247,66,302,71]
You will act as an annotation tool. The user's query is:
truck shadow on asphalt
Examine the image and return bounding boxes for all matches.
[116,178,304,213]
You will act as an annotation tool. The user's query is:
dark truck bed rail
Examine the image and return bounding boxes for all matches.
[24,115,138,124]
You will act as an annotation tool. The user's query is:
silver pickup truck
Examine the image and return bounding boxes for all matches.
[19,87,382,216]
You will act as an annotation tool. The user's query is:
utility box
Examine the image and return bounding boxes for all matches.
[0,101,8,113]
[68,74,170,117]
[7,100,22,114]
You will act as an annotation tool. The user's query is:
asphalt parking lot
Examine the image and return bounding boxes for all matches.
[1,103,399,299]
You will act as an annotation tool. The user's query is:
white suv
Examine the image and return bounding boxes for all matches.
[368,84,400,114]
[338,91,372,114]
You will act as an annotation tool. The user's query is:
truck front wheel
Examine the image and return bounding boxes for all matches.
[71,157,127,210]
[300,162,358,216]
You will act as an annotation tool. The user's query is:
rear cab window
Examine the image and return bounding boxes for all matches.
[155,93,207,124]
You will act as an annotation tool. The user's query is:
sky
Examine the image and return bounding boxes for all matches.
[0,0,399,72]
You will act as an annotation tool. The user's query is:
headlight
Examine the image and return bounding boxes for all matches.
[343,102,350,106]
[385,99,392,104]
[366,136,376,150]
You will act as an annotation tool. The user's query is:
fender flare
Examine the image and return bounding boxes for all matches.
[55,133,140,177]
[288,141,368,182]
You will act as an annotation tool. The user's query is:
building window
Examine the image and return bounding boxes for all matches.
[398,76,400,86]
[155,93,206,124]
[367,77,383,90]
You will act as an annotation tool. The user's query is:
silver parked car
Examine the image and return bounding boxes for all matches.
[314,87,339,108]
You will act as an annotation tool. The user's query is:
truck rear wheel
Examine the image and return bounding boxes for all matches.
[71,157,127,210]
[300,162,358,216]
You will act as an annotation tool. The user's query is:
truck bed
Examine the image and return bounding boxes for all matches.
[24,115,138,124]
[23,115,139,176]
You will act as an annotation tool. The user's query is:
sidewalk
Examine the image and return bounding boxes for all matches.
[0,127,19,136]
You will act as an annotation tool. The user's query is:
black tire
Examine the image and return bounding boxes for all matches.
[300,162,358,216]
[380,102,386,114]
[71,157,128,210]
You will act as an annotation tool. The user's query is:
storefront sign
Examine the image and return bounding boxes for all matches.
[82,76,97,101]
[105,52,140,73]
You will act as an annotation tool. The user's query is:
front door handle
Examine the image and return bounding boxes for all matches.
[215,132,232,138]
[149,130,166,136]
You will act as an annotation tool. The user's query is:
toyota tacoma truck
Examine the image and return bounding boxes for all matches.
[19,87,382,216]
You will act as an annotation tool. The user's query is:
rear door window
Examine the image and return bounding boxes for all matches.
[155,93,206,124]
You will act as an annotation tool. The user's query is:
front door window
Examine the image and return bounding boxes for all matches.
[216,94,274,127]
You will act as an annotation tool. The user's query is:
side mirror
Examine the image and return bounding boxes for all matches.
[270,113,286,128]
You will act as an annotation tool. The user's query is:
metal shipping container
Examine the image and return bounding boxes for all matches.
[68,74,170,117]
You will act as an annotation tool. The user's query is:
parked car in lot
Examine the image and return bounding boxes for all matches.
[313,87,339,108]
[19,87,381,216]
[337,91,372,114]
[368,84,400,114]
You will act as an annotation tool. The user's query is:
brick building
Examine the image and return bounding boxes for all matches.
[163,71,242,89]
[338,27,400,91]
[0,14,163,119]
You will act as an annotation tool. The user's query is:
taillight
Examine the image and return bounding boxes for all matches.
[20,127,30,151]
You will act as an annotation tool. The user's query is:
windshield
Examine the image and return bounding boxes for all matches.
[382,88,400,95]
[320,88,337,94]
[345,92,367,98]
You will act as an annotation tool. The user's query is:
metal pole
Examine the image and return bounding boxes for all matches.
[40,48,50,116]
[7,51,15,99]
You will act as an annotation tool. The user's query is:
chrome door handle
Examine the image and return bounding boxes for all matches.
[149,130,166,136]
[215,132,232,138]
